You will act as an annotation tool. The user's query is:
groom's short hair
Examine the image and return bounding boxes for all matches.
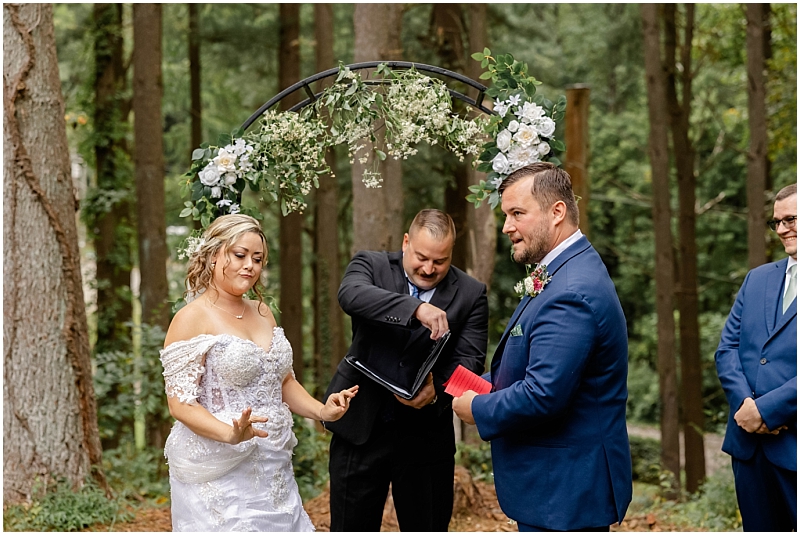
[409,209,456,242]
[499,163,580,226]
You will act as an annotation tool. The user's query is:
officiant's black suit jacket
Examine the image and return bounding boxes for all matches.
[324,249,488,458]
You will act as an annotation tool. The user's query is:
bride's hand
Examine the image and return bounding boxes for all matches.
[229,406,269,445]
[319,385,359,422]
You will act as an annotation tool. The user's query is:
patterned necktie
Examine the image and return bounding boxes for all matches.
[409,282,420,299]
[783,264,796,314]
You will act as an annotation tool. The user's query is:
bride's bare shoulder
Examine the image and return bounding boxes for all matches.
[164,300,212,347]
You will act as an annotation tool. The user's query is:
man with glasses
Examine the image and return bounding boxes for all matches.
[715,183,797,531]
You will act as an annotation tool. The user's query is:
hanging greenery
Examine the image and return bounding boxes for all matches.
[179,53,565,255]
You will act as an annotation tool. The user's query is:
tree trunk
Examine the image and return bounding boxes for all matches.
[133,4,171,448]
[664,4,705,494]
[133,4,169,332]
[314,3,347,395]
[641,3,681,498]
[432,4,471,272]
[465,3,496,289]
[3,3,108,501]
[564,85,591,239]
[746,3,769,269]
[351,3,404,253]
[92,3,133,357]
[279,4,305,382]
[189,3,201,153]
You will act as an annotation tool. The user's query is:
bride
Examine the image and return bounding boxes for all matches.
[160,214,357,531]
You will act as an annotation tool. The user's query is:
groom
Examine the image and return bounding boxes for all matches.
[453,163,632,531]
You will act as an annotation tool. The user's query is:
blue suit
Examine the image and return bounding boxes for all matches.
[715,258,797,531]
[472,236,632,531]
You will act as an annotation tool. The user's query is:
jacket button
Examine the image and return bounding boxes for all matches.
[760,358,767,365]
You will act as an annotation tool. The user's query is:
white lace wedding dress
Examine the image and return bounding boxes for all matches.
[159,327,314,532]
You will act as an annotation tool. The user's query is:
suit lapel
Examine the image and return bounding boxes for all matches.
[388,251,409,294]
[490,237,591,378]
[767,259,796,340]
[764,259,787,334]
[429,269,457,310]
[491,296,533,375]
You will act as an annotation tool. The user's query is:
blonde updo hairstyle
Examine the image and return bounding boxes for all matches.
[185,214,268,311]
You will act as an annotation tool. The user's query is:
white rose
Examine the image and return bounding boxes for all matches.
[213,148,237,173]
[492,152,510,175]
[199,163,221,186]
[517,101,545,123]
[513,123,539,148]
[223,172,237,186]
[537,142,551,157]
[496,129,512,152]
[507,120,520,133]
[536,117,556,138]
[507,144,539,171]
[210,186,222,198]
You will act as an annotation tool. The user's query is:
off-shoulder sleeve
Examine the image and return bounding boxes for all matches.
[159,335,218,405]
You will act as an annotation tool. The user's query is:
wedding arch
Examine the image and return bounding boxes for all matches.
[178,51,565,249]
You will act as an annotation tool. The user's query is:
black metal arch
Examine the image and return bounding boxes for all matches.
[239,61,495,132]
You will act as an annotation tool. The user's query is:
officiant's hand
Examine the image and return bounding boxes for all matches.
[396,372,436,408]
[320,385,359,422]
[415,303,449,340]
[453,390,478,425]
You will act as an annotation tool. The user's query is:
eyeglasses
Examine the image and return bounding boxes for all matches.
[767,215,797,231]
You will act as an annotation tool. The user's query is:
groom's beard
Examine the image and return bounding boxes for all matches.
[513,220,552,265]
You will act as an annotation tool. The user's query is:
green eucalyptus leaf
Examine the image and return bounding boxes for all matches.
[549,156,562,167]
[201,212,211,228]
[179,207,193,218]
[479,71,494,80]
[471,52,484,61]
[191,148,205,161]
[375,149,387,161]
[550,139,566,152]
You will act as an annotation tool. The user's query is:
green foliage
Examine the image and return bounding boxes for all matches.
[2,479,129,532]
[103,445,171,499]
[629,435,662,485]
[93,323,169,443]
[456,441,494,482]
[291,416,333,502]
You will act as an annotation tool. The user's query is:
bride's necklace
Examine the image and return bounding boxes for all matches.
[208,297,246,320]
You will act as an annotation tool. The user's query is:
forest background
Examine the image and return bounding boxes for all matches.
[3,3,796,532]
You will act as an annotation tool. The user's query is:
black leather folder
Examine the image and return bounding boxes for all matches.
[344,331,451,399]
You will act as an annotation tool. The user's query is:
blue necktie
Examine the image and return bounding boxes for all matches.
[409,281,420,299]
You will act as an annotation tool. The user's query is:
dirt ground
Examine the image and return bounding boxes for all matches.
[93,425,725,532]
[99,480,689,533]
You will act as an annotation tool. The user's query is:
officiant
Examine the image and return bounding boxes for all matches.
[323,208,488,532]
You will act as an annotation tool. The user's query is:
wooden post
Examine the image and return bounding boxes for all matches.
[564,85,591,238]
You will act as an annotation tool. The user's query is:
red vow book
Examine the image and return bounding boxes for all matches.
[444,365,492,397]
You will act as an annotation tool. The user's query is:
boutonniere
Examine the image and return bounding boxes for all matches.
[514,264,552,299]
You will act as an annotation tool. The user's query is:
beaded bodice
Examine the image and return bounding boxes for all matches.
[161,327,296,452]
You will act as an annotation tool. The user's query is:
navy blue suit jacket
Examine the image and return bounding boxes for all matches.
[472,236,632,530]
[715,258,797,471]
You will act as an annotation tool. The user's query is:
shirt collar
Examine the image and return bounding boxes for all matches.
[787,256,797,273]
[538,229,583,269]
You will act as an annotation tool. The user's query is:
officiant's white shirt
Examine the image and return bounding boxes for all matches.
[538,229,583,269]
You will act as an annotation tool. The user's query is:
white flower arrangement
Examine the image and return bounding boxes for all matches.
[467,50,567,209]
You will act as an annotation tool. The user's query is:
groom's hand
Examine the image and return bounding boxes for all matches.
[453,390,478,425]
[414,303,449,340]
